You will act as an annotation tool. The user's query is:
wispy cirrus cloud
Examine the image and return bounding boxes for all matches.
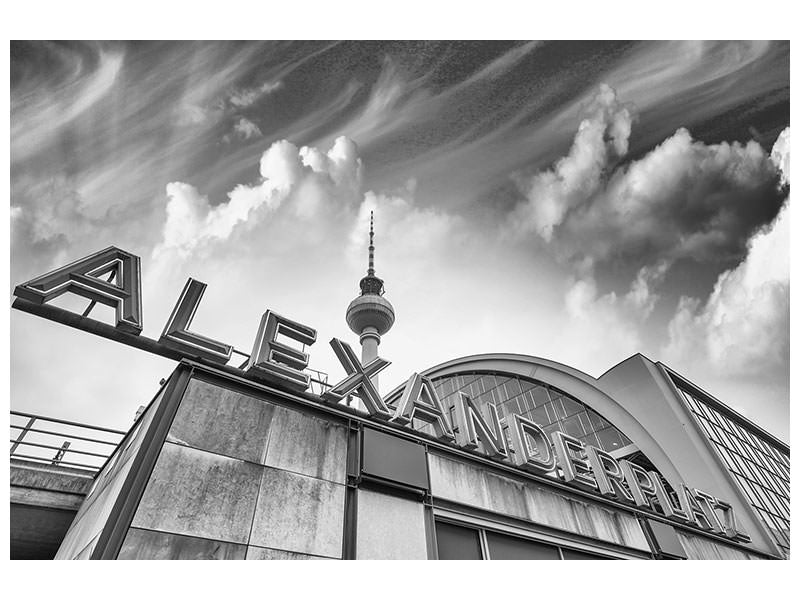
[11,44,124,162]
[228,80,282,108]
[9,41,791,439]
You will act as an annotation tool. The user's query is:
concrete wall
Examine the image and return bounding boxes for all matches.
[677,531,763,560]
[51,365,770,560]
[355,489,428,559]
[118,378,348,560]
[428,452,650,552]
[55,383,168,559]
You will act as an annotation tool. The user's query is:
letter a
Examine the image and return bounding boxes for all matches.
[14,246,143,333]
[392,373,455,442]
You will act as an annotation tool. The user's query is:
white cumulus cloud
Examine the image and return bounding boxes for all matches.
[512,85,785,274]
[550,262,668,373]
[512,84,633,243]
[662,128,790,378]
[153,136,364,259]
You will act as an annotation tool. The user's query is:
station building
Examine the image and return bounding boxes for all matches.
[9,221,790,560]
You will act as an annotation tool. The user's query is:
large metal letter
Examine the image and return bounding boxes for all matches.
[586,445,634,502]
[691,488,726,534]
[712,498,751,542]
[321,338,393,420]
[247,310,316,391]
[619,460,658,509]
[14,246,143,333]
[392,373,455,441]
[508,414,556,475]
[551,431,597,490]
[159,278,233,364]
[649,473,692,523]
[453,392,508,458]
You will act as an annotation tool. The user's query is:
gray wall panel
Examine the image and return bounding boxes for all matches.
[263,405,347,484]
[249,468,345,558]
[246,546,332,560]
[355,489,428,560]
[167,379,275,463]
[131,442,262,544]
[428,453,649,551]
[676,531,762,560]
[118,527,246,559]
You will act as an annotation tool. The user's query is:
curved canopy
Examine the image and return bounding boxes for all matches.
[385,353,687,488]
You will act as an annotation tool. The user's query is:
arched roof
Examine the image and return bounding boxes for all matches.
[385,353,687,488]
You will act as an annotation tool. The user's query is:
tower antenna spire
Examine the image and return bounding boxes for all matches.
[368,210,375,276]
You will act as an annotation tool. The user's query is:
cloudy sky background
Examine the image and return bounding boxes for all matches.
[10,40,790,440]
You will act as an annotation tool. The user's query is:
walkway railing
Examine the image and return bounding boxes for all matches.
[231,347,332,396]
[305,367,332,396]
[10,411,126,474]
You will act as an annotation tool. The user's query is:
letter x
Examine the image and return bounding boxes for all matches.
[321,338,393,419]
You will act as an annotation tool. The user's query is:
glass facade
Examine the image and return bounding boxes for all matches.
[435,520,614,560]
[672,376,790,557]
[417,371,633,456]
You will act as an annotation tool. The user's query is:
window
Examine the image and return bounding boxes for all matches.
[561,548,611,560]
[435,521,619,560]
[672,376,790,557]
[485,531,560,560]
[435,521,483,560]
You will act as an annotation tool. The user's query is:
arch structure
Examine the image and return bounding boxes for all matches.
[385,353,687,493]
[384,351,785,557]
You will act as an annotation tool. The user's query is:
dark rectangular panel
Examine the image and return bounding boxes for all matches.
[647,519,688,559]
[361,428,428,491]
[485,531,560,560]
[435,521,482,560]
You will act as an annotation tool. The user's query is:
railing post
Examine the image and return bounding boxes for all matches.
[9,416,36,455]
[52,441,71,465]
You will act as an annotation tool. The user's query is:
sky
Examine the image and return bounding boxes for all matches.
[9,40,790,441]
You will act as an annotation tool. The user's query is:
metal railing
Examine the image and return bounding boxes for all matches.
[10,411,126,474]
[305,367,332,396]
[231,346,333,396]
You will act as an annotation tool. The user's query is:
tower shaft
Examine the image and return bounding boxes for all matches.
[360,327,380,389]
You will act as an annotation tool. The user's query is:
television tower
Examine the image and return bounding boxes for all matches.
[346,211,395,391]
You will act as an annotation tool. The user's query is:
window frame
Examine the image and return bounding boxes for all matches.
[433,508,647,560]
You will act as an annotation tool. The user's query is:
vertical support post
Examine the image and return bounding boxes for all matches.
[52,441,70,465]
[10,417,36,455]
[422,443,438,560]
[341,421,361,560]
[423,496,438,560]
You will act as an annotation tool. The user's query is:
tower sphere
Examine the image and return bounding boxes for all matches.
[346,294,395,336]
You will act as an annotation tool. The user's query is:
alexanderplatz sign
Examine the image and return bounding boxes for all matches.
[12,246,751,543]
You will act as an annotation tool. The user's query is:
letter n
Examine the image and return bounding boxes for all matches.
[453,392,508,458]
